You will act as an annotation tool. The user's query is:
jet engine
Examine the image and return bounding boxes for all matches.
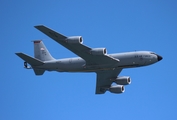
[90,48,107,55]
[109,85,124,94]
[111,76,131,85]
[24,62,31,69]
[66,36,83,44]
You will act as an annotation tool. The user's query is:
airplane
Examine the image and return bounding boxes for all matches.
[15,25,163,94]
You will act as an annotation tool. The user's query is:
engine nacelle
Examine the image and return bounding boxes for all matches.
[109,85,124,94]
[24,62,31,69]
[113,76,131,85]
[90,48,107,55]
[66,36,83,44]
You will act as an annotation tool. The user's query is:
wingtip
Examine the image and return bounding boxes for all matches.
[15,52,21,55]
[15,52,24,56]
[34,25,45,29]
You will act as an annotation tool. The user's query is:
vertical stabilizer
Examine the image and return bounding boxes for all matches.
[33,40,55,61]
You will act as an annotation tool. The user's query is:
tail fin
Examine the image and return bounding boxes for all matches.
[15,53,45,75]
[33,40,55,61]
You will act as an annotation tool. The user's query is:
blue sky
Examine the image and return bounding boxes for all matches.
[1,0,177,120]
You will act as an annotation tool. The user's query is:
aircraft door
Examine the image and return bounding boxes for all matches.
[135,53,145,65]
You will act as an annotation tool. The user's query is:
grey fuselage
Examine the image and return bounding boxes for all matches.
[35,51,161,72]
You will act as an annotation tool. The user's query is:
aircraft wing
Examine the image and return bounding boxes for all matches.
[96,69,122,94]
[35,25,119,66]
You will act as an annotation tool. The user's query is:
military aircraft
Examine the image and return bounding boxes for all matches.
[16,25,163,94]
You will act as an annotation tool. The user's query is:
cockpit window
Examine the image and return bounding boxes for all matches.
[150,52,156,55]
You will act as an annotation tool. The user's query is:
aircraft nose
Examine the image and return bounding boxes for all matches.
[157,54,163,61]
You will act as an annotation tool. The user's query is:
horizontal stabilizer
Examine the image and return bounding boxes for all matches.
[15,53,44,66]
[33,68,45,75]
